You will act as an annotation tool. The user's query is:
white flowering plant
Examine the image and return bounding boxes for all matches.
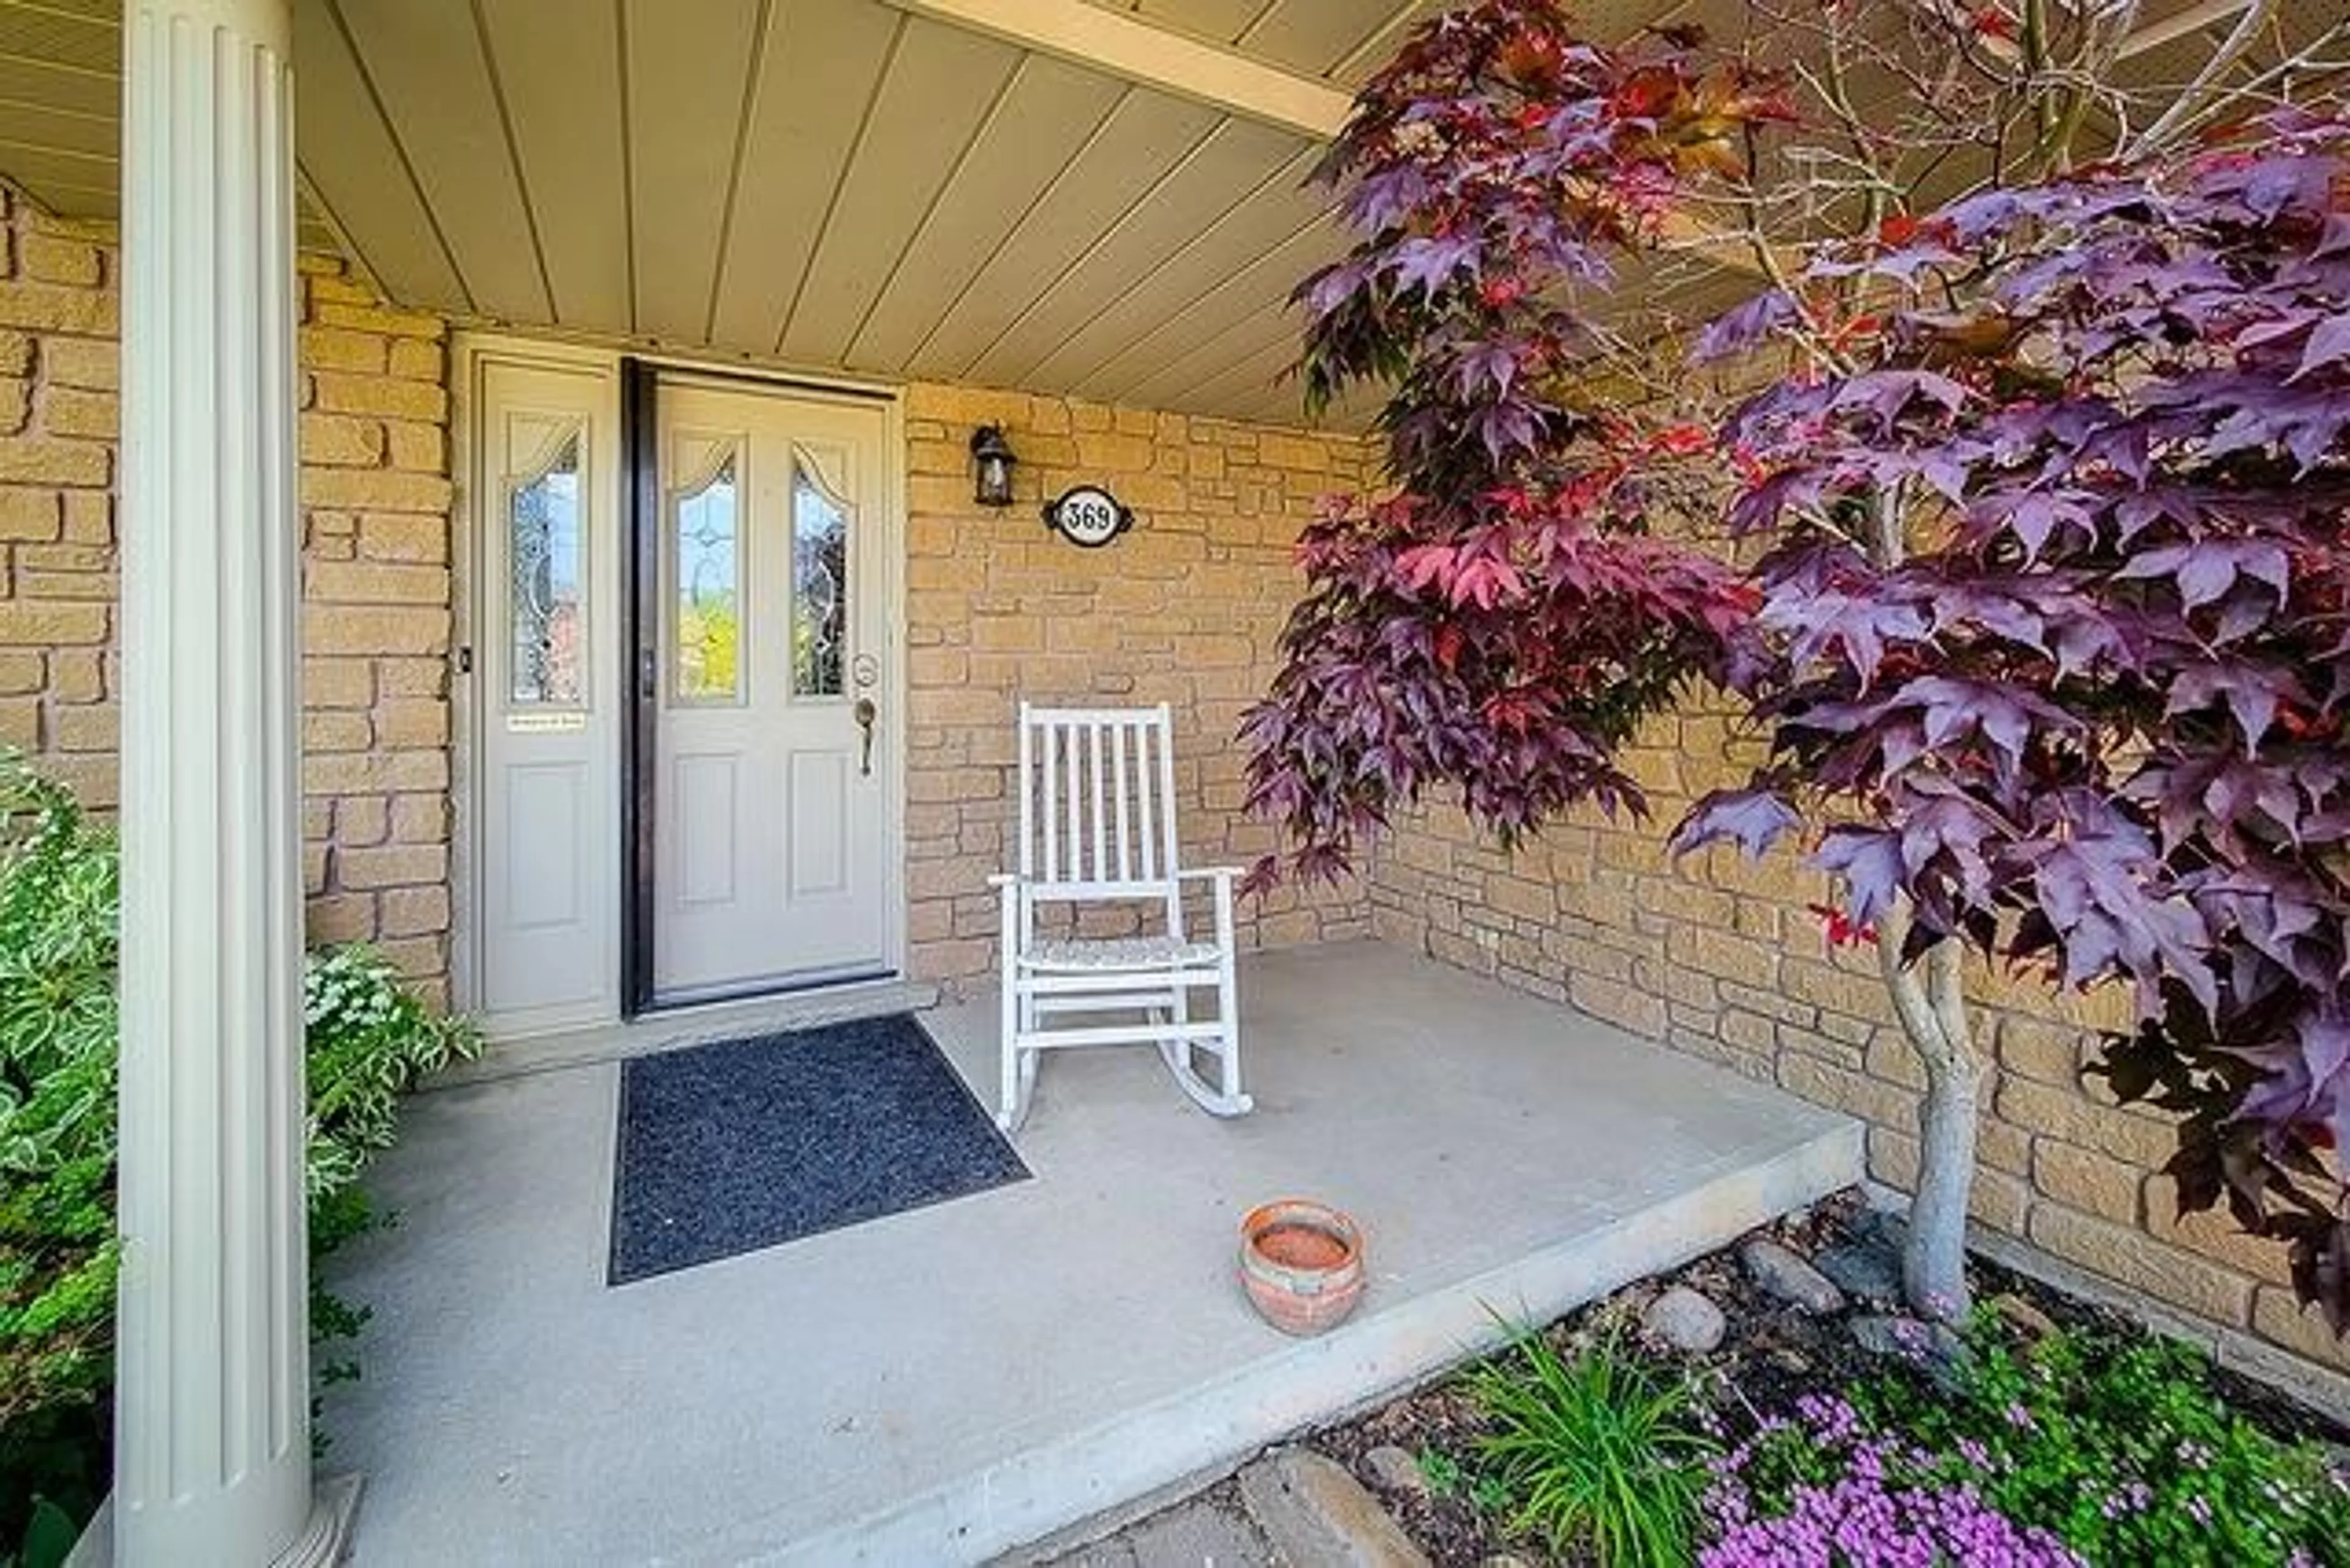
[304,943,478,1200]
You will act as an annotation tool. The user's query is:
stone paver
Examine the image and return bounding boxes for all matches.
[1035,1485,1275,1567]
[1239,1448,1430,1568]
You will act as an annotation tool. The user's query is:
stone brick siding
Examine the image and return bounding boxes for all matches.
[0,193,455,1001]
[1371,724,2350,1372]
[900,383,1373,991]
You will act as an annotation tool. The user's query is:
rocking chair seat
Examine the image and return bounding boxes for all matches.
[1019,933,1222,972]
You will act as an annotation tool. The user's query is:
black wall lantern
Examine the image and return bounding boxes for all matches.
[969,424,1017,507]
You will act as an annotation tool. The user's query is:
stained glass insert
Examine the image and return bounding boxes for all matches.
[792,453,848,698]
[674,453,741,703]
[509,432,583,707]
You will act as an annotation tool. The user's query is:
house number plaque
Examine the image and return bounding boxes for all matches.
[1043,484,1133,549]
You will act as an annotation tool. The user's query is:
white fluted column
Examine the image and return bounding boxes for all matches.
[116,1,328,1564]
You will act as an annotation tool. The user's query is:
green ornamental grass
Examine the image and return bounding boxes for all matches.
[1468,1326,1714,1567]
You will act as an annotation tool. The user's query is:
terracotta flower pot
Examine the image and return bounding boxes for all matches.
[1239,1199,1365,1336]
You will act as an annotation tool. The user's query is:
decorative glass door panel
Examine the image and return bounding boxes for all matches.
[507,431,583,707]
[672,447,741,704]
[791,450,848,698]
[650,381,890,998]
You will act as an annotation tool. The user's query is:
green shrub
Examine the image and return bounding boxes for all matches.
[1853,1315,2350,1567]
[2,1496,76,1568]
[1468,1327,1714,1566]
[0,756,479,1545]
[0,761,123,1434]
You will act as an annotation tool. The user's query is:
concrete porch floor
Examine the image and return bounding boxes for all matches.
[325,941,1862,1566]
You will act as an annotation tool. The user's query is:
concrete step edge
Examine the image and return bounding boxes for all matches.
[742,1118,1865,1566]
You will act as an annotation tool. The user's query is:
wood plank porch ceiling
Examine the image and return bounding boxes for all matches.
[0,0,2318,427]
[0,0,1420,427]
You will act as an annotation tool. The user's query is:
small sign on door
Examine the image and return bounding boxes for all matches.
[506,711,588,733]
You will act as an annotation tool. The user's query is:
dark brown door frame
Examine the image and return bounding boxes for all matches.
[621,357,660,1017]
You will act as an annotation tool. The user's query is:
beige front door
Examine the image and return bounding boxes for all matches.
[649,376,893,999]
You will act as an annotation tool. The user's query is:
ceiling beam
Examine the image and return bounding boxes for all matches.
[877,0,1351,140]
[892,0,1780,279]
[2117,0,2255,60]
[1899,1,2259,68]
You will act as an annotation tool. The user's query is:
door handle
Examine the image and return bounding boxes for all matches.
[854,697,876,777]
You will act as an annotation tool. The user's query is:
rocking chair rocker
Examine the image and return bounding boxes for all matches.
[990,703,1250,1132]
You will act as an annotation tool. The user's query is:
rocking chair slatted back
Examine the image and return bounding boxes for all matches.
[1017,704,1182,898]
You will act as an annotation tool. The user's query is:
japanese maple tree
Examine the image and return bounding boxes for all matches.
[1244,0,2350,1327]
[1237,6,1770,887]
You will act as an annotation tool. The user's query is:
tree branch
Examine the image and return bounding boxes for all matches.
[2127,0,2280,159]
[1878,901,1985,1322]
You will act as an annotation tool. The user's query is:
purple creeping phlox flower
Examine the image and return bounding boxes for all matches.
[1701,1386,2083,1567]
[1699,1474,2087,1568]
[1794,1392,1864,1446]
[2097,1481,2154,1520]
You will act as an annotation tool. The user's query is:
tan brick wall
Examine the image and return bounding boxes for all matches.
[0,186,1357,1009]
[1373,706,2350,1371]
[0,193,455,1000]
[900,383,1373,991]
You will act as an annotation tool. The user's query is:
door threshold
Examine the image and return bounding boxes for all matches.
[643,964,895,1014]
[435,973,941,1089]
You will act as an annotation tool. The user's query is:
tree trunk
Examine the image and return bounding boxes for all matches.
[1877,904,1984,1322]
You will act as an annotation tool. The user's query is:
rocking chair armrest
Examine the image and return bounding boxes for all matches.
[1173,866,1245,883]
[986,873,1023,889]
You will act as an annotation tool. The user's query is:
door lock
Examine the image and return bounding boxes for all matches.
[854,697,877,777]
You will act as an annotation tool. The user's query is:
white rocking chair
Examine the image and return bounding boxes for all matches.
[991,703,1251,1132]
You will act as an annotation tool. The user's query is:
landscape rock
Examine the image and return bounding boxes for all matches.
[1989,1292,2060,1342]
[1816,1240,1903,1304]
[1239,1447,1431,1568]
[1856,1206,1909,1250]
[1360,1444,1430,1498]
[1849,1313,1974,1389]
[1741,1238,1848,1314]
[1641,1285,1728,1353]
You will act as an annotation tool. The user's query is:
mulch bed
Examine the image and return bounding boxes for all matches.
[1306,1189,2348,1568]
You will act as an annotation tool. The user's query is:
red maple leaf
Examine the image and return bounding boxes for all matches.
[1433,622,1465,671]
[1969,7,2018,40]
[1653,422,1712,457]
[1808,902,1879,949]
